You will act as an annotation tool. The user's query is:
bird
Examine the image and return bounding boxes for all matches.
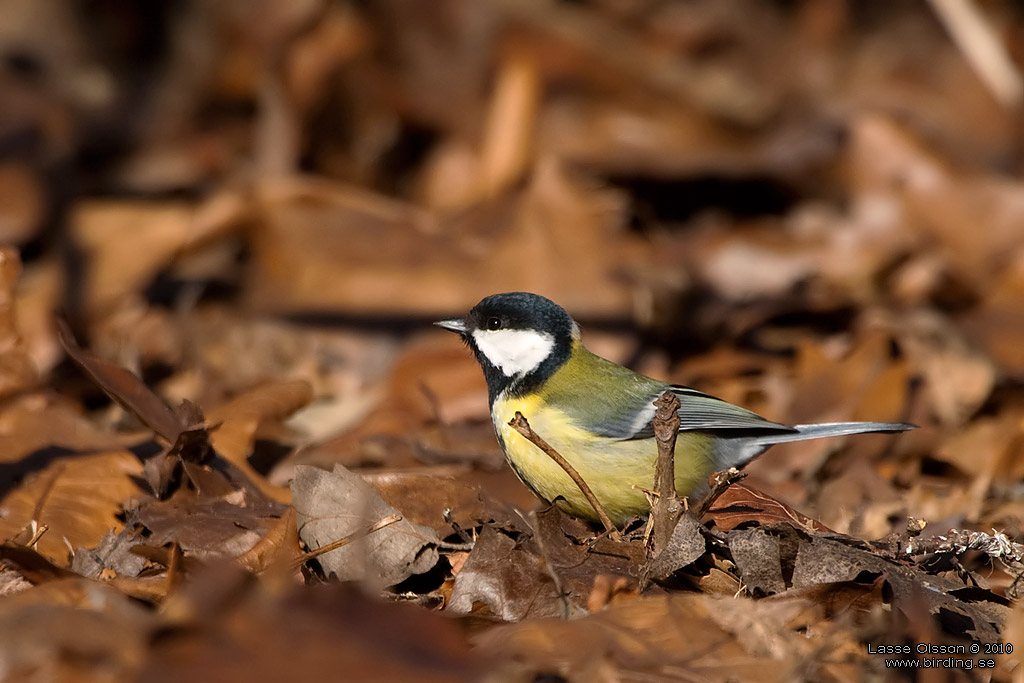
[435,292,914,526]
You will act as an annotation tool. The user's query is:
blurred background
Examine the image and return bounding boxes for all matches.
[4,1,1024,678]
[3,0,1024,555]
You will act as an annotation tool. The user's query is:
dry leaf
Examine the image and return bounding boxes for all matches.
[141,574,482,683]
[706,483,833,533]
[136,488,283,562]
[0,451,143,566]
[0,578,154,681]
[961,248,1024,375]
[58,319,185,444]
[207,379,312,465]
[291,464,440,587]
[448,508,644,621]
[234,507,301,575]
[475,593,809,681]
[245,167,644,317]
[361,471,486,536]
[0,248,38,399]
[895,309,995,426]
[728,527,787,595]
[72,198,239,313]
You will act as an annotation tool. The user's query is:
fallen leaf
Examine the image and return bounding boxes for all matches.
[0,578,154,681]
[706,483,833,533]
[0,394,123,464]
[361,471,486,536]
[72,199,234,313]
[0,163,44,245]
[961,248,1024,375]
[234,507,301,575]
[142,571,482,683]
[845,115,1024,284]
[245,168,644,317]
[728,526,787,595]
[448,508,645,621]
[136,488,284,562]
[765,576,888,620]
[447,525,573,620]
[998,603,1024,675]
[206,379,311,502]
[57,319,185,444]
[792,535,1006,642]
[0,451,143,565]
[894,309,995,426]
[0,543,77,584]
[207,379,313,466]
[643,513,706,581]
[0,248,38,399]
[291,464,440,587]
[475,593,812,681]
[815,458,904,538]
[71,526,149,579]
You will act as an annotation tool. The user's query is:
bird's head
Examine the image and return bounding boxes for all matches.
[435,292,578,401]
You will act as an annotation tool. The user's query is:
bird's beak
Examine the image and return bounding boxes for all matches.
[434,318,467,334]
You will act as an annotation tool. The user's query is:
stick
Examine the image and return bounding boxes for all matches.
[928,0,1023,107]
[694,467,746,520]
[646,391,684,557]
[292,514,402,569]
[508,412,622,541]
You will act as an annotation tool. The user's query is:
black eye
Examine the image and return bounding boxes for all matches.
[486,317,502,331]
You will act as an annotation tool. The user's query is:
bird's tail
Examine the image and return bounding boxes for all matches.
[720,421,915,469]
[756,421,914,445]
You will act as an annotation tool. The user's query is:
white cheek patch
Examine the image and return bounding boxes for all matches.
[472,329,555,378]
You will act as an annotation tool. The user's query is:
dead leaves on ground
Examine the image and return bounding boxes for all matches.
[2,316,1011,678]
[4,1,1024,680]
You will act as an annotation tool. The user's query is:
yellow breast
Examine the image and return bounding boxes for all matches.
[492,394,716,526]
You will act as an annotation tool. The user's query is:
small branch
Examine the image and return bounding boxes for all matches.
[902,526,1024,563]
[25,522,49,548]
[928,0,1023,107]
[292,514,402,569]
[443,508,474,545]
[508,412,622,541]
[693,467,746,520]
[900,525,1024,597]
[166,542,183,595]
[646,391,683,558]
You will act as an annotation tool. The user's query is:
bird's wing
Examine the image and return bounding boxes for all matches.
[610,385,797,441]
[544,348,796,441]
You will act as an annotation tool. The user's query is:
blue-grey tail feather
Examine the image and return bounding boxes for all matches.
[755,421,914,445]
[717,421,915,470]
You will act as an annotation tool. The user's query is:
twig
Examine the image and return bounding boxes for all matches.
[443,508,474,545]
[508,412,623,541]
[646,391,684,558]
[902,527,1024,563]
[693,468,747,520]
[25,522,48,548]
[292,514,402,569]
[166,542,183,595]
[436,541,475,552]
[928,0,1023,107]
[632,485,657,546]
[901,526,1024,597]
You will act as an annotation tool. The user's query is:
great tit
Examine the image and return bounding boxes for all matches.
[436,292,913,526]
